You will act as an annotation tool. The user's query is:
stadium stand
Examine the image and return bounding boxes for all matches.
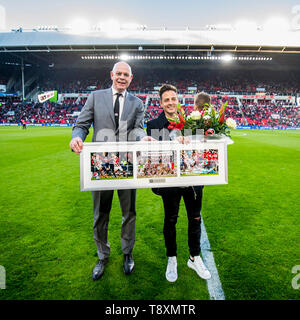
[0,68,299,127]
[1,94,299,127]
[38,71,300,96]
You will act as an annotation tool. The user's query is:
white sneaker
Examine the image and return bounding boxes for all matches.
[187,256,211,280]
[166,256,177,282]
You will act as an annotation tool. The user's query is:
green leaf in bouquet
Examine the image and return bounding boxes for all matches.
[211,107,216,118]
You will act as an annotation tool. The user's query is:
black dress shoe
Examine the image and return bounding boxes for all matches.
[123,254,135,275]
[92,258,108,281]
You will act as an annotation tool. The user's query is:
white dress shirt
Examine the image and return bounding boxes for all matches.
[112,87,126,125]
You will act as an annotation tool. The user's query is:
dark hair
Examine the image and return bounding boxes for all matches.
[159,84,178,100]
[194,92,211,107]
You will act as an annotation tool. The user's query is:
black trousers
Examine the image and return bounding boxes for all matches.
[161,186,203,257]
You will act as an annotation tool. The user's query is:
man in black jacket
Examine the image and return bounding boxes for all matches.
[146,84,211,282]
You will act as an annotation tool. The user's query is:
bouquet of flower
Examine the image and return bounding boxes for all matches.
[168,102,236,137]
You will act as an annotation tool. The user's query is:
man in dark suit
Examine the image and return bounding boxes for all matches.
[146,84,211,282]
[70,61,153,280]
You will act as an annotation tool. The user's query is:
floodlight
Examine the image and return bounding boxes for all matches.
[120,54,130,61]
[69,18,90,34]
[121,22,140,30]
[98,19,120,33]
[235,20,258,31]
[214,24,232,30]
[221,54,233,62]
[263,17,290,32]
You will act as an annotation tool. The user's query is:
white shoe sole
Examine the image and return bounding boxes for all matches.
[166,271,177,282]
[187,260,211,280]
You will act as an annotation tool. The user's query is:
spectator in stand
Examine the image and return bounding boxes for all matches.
[1,70,300,127]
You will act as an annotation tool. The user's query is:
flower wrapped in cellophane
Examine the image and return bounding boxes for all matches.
[168,101,236,137]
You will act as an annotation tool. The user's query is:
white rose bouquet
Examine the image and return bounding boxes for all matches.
[182,101,236,136]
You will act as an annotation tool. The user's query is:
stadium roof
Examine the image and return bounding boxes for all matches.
[0,29,300,53]
[1,29,300,73]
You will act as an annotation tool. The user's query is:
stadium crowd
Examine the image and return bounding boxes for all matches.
[240,103,298,127]
[39,75,300,96]
[1,68,299,127]
[32,68,300,96]
[1,94,299,127]
[0,97,81,125]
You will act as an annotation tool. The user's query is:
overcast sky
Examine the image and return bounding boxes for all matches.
[0,0,299,30]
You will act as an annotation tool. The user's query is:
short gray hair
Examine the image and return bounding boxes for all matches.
[111,61,132,75]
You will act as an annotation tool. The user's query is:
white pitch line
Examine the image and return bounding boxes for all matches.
[201,218,225,300]
[232,132,247,136]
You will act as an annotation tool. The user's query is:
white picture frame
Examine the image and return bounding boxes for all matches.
[80,138,233,191]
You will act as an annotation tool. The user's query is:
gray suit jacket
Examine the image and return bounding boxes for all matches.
[72,88,145,142]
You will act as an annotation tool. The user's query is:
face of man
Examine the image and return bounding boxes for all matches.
[110,62,133,93]
[160,90,179,118]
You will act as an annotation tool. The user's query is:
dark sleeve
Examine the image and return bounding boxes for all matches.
[146,120,153,136]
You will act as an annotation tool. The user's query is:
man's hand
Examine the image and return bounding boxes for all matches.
[141,136,156,142]
[69,137,83,154]
[176,136,191,144]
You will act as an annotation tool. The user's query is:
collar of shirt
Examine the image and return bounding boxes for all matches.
[112,87,126,98]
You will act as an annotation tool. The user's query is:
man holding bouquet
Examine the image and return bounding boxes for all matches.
[146,84,211,282]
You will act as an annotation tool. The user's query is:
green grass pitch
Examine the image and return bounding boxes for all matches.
[0,127,299,300]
